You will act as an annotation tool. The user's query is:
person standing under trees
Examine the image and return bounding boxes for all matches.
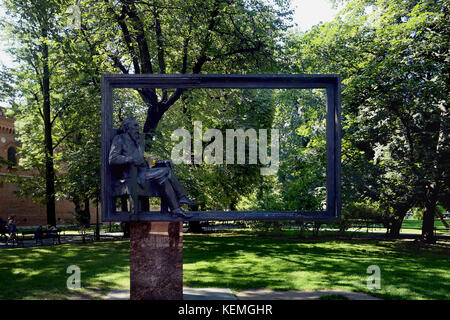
[6,216,18,246]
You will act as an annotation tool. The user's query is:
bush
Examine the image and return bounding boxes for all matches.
[339,203,385,232]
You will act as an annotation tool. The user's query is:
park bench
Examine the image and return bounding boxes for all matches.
[21,228,62,245]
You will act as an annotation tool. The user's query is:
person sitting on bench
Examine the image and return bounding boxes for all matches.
[47,225,58,238]
[34,225,43,242]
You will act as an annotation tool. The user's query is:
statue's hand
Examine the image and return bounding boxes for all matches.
[155,160,173,169]
[147,156,156,167]
[125,156,136,165]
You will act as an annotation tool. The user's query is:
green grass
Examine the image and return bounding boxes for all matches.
[0,241,130,299]
[335,219,449,235]
[0,233,449,300]
[402,219,449,230]
[183,233,450,300]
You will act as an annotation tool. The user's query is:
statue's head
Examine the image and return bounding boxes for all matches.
[119,117,140,141]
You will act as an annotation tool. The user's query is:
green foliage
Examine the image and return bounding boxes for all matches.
[0,156,8,169]
[3,0,447,234]
[144,88,278,210]
[78,0,293,74]
[411,207,425,220]
[1,0,295,216]
[436,204,446,214]
[0,67,14,103]
[337,202,386,232]
[74,206,90,228]
[343,203,383,222]
[287,0,450,236]
[273,89,327,211]
[1,0,106,210]
[1,0,68,209]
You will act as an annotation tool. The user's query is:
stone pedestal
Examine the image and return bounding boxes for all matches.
[130,221,183,300]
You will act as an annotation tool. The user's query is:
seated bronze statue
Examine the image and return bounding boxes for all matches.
[109,117,196,218]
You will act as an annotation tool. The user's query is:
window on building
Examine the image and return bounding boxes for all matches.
[7,146,17,168]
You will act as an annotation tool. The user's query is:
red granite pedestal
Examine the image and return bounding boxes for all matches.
[130,222,183,300]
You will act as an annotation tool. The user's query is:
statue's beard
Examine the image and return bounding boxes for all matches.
[129,131,140,144]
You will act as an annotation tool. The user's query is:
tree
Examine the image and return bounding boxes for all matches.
[52,23,106,226]
[1,0,72,225]
[0,66,14,103]
[287,0,449,242]
[3,0,293,233]
[2,0,107,227]
[79,0,292,136]
[72,0,293,232]
[275,89,327,211]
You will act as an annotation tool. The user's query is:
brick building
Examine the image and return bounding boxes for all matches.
[0,109,96,227]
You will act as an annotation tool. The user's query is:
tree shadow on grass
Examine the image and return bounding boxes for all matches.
[0,240,130,300]
[2,234,447,300]
[183,235,450,300]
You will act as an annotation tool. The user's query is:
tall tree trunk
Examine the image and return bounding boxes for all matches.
[74,199,81,219]
[422,199,436,243]
[313,222,322,237]
[388,206,409,238]
[388,217,404,238]
[95,200,100,241]
[42,26,56,227]
[187,204,202,233]
[187,221,203,233]
[84,199,91,227]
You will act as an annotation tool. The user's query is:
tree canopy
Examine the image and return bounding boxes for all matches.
[0,0,448,242]
[287,0,449,241]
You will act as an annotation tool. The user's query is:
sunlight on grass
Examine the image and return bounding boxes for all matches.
[0,241,130,300]
[183,234,450,300]
[0,234,448,300]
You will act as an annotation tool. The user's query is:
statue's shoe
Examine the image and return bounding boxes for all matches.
[179,197,198,206]
[171,208,193,219]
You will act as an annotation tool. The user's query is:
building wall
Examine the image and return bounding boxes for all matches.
[0,178,83,227]
[0,112,98,227]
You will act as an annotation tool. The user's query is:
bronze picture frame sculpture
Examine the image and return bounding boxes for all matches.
[101,74,341,222]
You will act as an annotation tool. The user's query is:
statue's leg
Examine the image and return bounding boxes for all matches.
[121,195,128,211]
[157,180,180,211]
[166,170,187,200]
[139,197,149,211]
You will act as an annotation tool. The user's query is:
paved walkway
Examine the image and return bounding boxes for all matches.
[104,288,237,300]
[103,288,380,300]
[236,289,380,300]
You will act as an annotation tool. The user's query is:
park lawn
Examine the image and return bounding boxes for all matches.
[402,219,448,230]
[344,227,449,236]
[0,240,130,299]
[340,219,449,235]
[183,233,450,300]
[0,233,449,300]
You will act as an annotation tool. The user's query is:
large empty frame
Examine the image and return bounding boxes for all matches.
[101,74,341,222]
